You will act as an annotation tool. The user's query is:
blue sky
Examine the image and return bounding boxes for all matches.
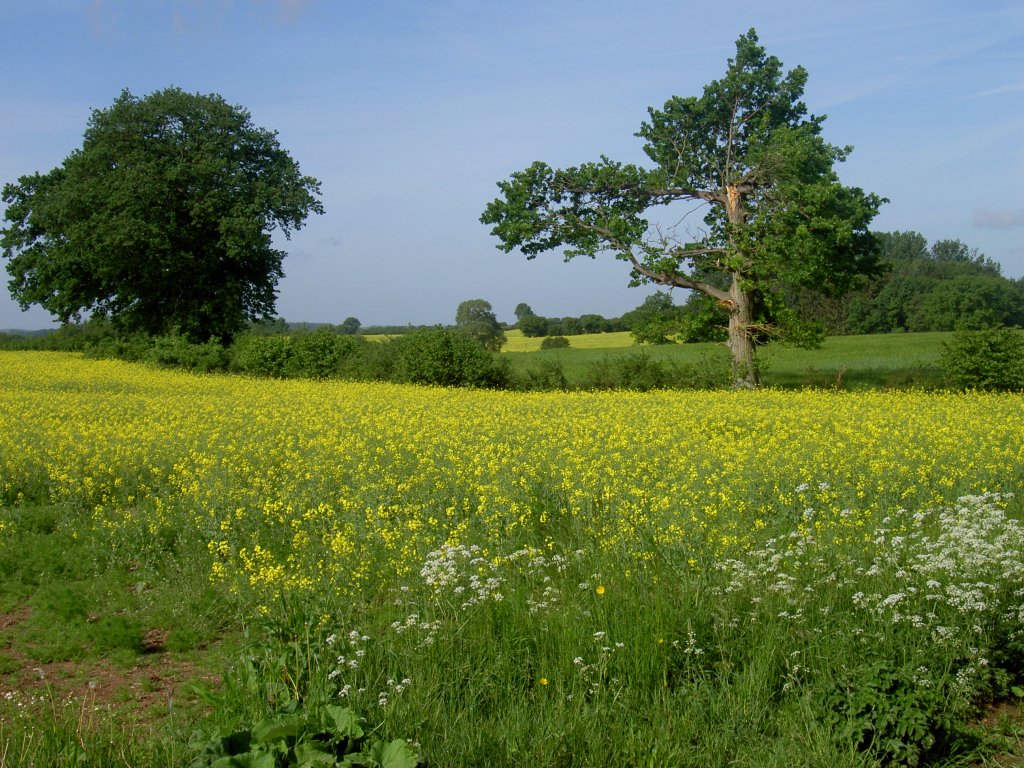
[1,1,1022,329]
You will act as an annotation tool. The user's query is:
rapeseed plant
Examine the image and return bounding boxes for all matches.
[3,352,1024,766]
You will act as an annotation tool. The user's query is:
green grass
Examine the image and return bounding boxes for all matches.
[503,330,950,389]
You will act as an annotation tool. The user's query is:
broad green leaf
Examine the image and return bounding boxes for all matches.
[323,704,364,739]
[371,739,419,768]
[251,713,305,745]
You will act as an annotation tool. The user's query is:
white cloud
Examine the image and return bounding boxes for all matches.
[962,82,1024,99]
[972,208,1024,229]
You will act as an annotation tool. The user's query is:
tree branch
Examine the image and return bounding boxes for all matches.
[625,251,731,302]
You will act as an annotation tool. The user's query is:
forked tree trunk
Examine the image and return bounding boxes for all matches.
[727,276,760,389]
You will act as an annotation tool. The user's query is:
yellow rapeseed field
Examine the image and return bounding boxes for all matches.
[2,352,1022,606]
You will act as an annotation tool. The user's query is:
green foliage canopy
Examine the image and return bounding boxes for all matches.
[845,232,1024,334]
[1,87,323,342]
[481,29,884,386]
[454,298,506,351]
[939,327,1024,392]
[621,291,684,344]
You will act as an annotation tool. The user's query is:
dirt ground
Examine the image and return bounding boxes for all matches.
[0,606,219,725]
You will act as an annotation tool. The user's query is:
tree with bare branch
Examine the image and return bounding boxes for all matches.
[481,29,885,387]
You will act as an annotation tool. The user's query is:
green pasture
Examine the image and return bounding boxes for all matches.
[502,330,950,389]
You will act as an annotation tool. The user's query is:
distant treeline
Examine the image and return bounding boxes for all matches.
[0,322,732,392]
[835,232,1024,334]
[635,231,1024,344]
[3,231,1020,352]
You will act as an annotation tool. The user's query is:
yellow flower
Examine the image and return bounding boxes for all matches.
[539,677,549,686]
[595,585,605,595]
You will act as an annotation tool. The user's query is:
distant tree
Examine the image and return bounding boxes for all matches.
[622,291,684,344]
[339,316,362,335]
[455,299,506,351]
[514,303,536,323]
[879,231,929,262]
[577,313,610,333]
[930,239,1000,273]
[482,29,884,387]
[907,275,1022,331]
[559,316,581,336]
[518,314,550,337]
[1,87,323,342]
[248,317,290,336]
[845,231,1023,334]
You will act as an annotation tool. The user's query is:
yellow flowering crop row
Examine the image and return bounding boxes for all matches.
[1,352,1022,603]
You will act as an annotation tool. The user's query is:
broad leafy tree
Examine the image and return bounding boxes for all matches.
[2,87,323,342]
[481,30,884,386]
[845,232,1024,334]
[455,298,506,351]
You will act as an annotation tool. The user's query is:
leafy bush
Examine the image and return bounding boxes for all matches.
[539,335,570,349]
[392,328,511,388]
[613,351,673,390]
[230,334,294,377]
[518,358,569,391]
[189,698,418,768]
[824,661,966,767]
[286,329,365,379]
[338,337,399,382]
[83,331,155,362]
[189,602,420,768]
[939,326,1024,391]
[147,329,230,372]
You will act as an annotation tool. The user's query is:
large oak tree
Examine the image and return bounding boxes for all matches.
[2,87,323,342]
[481,30,884,386]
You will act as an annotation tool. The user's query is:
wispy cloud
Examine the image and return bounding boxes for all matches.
[276,0,312,23]
[87,0,121,39]
[972,208,1024,229]
[962,82,1024,99]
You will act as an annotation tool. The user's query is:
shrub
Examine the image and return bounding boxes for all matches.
[669,352,732,390]
[392,328,511,388]
[539,335,570,349]
[287,329,365,379]
[939,326,1024,391]
[338,338,398,382]
[83,331,155,362]
[517,358,569,391]
[147,329,230,372]
[823,660,967,767]
[613,351,672,390]
[230,334,294,377]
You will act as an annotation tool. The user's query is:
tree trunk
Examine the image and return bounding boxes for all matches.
[727,276,760,388]
[721,184,760,388]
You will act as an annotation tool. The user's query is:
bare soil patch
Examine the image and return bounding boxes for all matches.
[0,606,219,723]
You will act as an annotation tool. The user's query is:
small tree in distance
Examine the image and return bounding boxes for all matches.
[481,29,884,387]
[339,317,362,335]
[514,303,535,324]
[455,299,506,351]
